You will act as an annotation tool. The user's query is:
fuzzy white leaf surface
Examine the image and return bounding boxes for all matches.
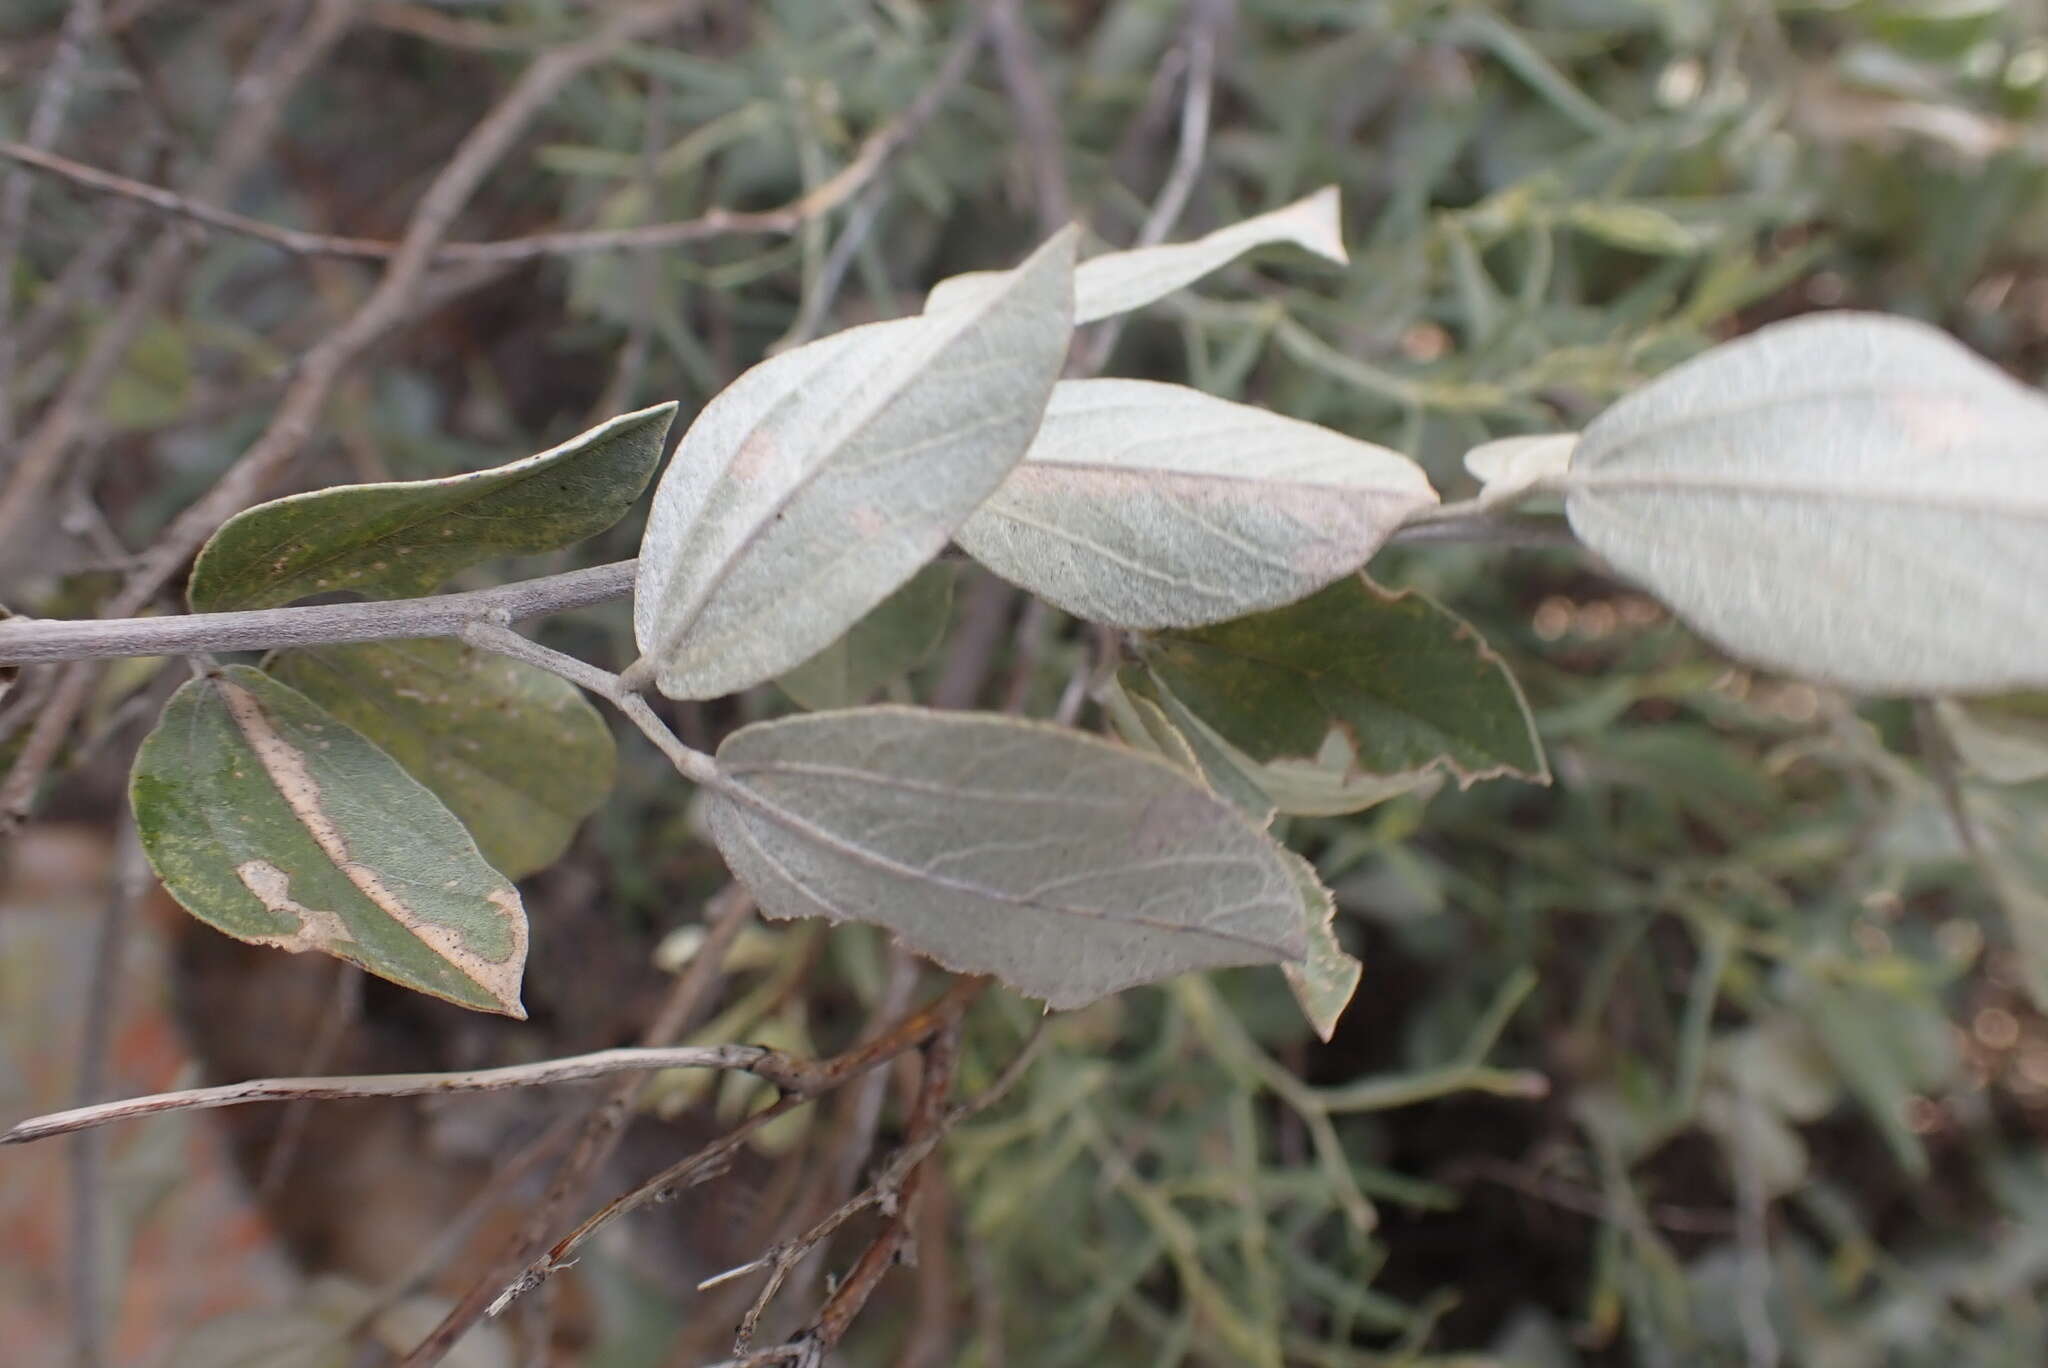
[632,229,1077,699]
[1564,312,2048,694]
[925,187,1345,324]
[956,379,1437,629]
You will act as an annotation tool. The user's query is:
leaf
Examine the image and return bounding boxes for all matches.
[703,706,1309,1009]
[1101,667,1276,825]
[955,379,1438,629]
[129,665,527,1016]
[630,229,1076,700]
[1464,433,1578,509]
[1562,313,2048,694]
[266,640,616,879]
[0,603,14,706]
[1935,694,2048,785]
[1139,575,1549,795]
[925,186,1346,323]
[1279,849,1361,1042]
[1560,202,1701,256]
[775,561,958,711]
[188,403,677,612]
[1977,787,2048,1011]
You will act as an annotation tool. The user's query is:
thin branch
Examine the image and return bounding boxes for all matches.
[1081,0,1225,373]
[397,885,755,1366]
[0,0,100,449]
[5,1042,810,1146]
[0,6,989,271]
[986,0,1069,233]
[710,1022,1046,1354]
[0,560,634,665]
[479,976,989,1325]
[0,506,1570,670]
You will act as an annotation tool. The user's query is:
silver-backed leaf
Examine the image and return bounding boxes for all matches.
[1564,312,2048,694]
[956,380,1437,629]
[631,229,1077,699]
[925,187,1345,323]
[704,706,1308,1008]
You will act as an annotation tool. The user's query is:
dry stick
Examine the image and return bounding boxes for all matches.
[805,1013,966,1355]
[0,0,100,451]
[3,1041,816,1146]
[68,819,147,1368]
[710,1022,1046,1355]
[482,977,991,1329]
[1079,0,1224,375]
[395,885,755,1367]
[0,0,697,835]
[985,0,1069,234]
[0,0,358,552]
[0,505,1566,669]
[0,4,990,273]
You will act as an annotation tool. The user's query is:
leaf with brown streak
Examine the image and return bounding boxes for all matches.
[130,665,528,1016]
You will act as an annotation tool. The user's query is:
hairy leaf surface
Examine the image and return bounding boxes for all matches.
[268,641,616,879]
[1279,849,1361,1043]
[956,380,1436,628]
[704,707,1309,1008]
[188,404,676,612]
[1464,433,1577,508]
[1141,576,1548,791]
[632,230,1075,699]
[130,666,527,1016]
[1565,313,2048,693]
[925,187,1345,322]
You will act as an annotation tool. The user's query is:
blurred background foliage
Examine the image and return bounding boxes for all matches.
[6,0,2048,1365]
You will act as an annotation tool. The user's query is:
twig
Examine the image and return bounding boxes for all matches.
[0,560,636,665]
[805,1013,965,1352]
[5,1043,811,1146]
[0,505,1573,670]
[0,0,100,449]
[985,0,1069,233]
[0,5,990,271]
[481,976,989,1325]
[1080,0,1225,373]
[710,1021,1045,1355]
[68,817,145,1368]
[396,885,755,1366]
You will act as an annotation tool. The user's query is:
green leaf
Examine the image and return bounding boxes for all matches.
[1560,202,1702,256]
[925,186,1345,323]
[775,562,958,711]
[1102,667,1278,824]
[1563,313,2048,694]
[631,228,1076,700]
[188,403,677,612]
[266,640,616,879]
[955,379,1438,629]
[1139,574,1549,792]
[1279,848,1361,1042]
[704,706,1309,1009]
[130,665,528,1016]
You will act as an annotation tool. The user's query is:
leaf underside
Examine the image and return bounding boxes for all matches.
[704,706,1311,1009]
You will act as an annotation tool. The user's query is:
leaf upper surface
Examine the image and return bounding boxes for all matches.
[268,640,617,879]
[130,665,528,1016]
[704,706,1309,1008]
[1565,312,2048,694]
[632,229,1077,699]
[956,379,1437,629]
[1141,575,1549,789]
[188,404,676,612]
